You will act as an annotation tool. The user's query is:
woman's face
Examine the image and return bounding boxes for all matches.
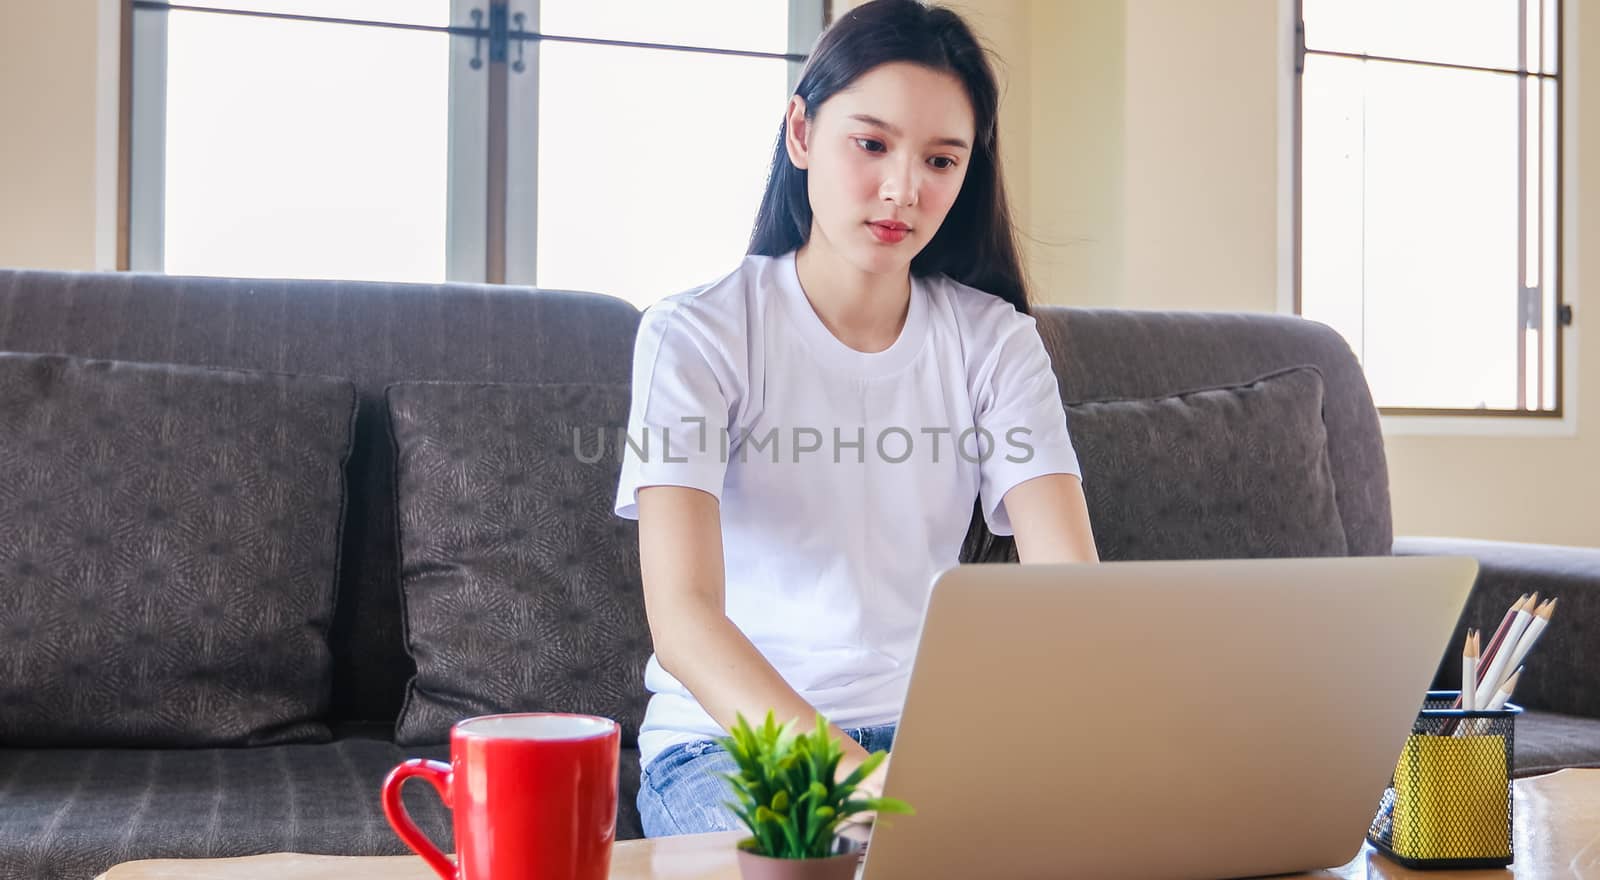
[786,61,976,275]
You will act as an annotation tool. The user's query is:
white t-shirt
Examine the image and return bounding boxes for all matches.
[614,248,1081,770]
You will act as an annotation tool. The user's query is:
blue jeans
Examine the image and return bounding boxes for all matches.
[637,723,898,838]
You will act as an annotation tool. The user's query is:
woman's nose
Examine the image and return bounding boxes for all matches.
[880,161,918,208]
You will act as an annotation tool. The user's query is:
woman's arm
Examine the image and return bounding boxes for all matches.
[636,485,876,776]
[1002,473,1100,564]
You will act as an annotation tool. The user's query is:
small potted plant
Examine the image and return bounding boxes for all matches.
[716,711,914,880]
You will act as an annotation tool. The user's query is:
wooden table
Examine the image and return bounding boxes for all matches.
[99,769,1600,879]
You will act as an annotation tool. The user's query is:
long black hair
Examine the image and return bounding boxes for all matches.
[748,0,1028,564]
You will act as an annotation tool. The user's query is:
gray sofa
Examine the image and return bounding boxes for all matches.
[0,267,1594,879]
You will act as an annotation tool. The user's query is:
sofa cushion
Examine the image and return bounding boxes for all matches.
[0,352,356,746]
[386,381,650,746]
[1515,711,1600,776]
[0,737,646,880]
[1065,365,1348,560]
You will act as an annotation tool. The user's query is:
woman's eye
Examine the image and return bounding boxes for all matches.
[853,138,956,170]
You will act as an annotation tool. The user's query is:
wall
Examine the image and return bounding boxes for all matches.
[1027,0,1125,306]
[0,0,106,270]
[1120,0,1283,313]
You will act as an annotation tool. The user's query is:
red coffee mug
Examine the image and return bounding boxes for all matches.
[382,712,620,880]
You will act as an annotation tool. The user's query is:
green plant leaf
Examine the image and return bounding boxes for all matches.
[837,750,886,790]
[727,801,764,839]
[757,822,781,857]
[860,796,915,815]
[777,810,802,857]
[804,803,840,856]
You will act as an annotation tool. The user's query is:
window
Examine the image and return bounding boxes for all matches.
[125,0,825,306]
[1295,0,1568,415]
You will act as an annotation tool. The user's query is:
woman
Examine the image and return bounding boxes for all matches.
[613,0,1099,838]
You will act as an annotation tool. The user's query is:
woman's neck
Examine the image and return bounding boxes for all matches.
[792,237,912,355]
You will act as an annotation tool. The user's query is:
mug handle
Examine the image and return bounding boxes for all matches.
[382,758,456,879]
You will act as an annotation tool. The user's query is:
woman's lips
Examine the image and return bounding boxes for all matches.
[867,222,909,244]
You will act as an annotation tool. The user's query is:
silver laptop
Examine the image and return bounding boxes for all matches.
[860,556,1478,880]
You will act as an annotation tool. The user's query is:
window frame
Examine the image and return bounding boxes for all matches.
[117,0,825,285]
[1292,0,1570,419]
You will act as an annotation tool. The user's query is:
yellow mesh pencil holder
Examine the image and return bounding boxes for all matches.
[1367,691,1522,870]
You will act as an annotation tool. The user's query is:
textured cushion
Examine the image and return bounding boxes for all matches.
[1065,365,1348,560]
[387,381,651,746]
[1515,711,1600,776]
[0,739,646,880]
[0,353,356,746]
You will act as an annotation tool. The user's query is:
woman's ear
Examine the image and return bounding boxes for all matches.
[784,96,810,170]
